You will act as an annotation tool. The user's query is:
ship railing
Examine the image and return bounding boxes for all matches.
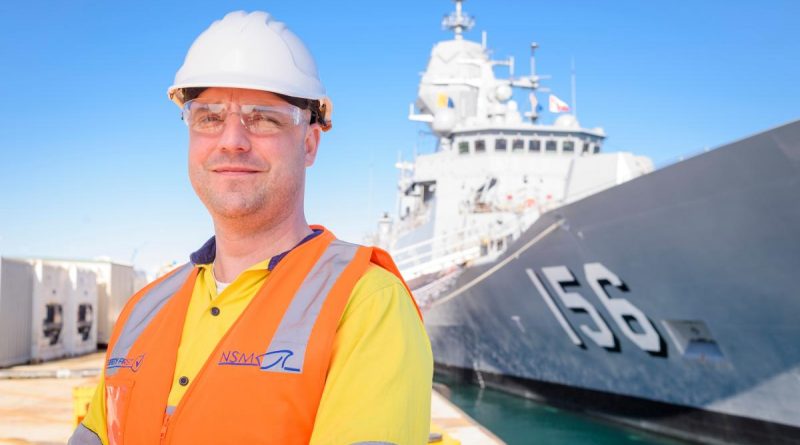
[393,224,523,280]
[412,267,462,307]
[390,224,478,258]
[391,226,484,279]
[399,246,482,281]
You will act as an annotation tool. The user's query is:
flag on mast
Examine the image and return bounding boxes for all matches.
[549,94,571,113]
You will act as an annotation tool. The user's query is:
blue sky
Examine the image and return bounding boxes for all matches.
[0,0,797,275]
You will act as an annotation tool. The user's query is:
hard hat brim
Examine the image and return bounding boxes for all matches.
[168,79,327,107]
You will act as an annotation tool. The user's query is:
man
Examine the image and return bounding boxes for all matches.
[69,10,432,445]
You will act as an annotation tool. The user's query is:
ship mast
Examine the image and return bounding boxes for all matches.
[442,0,474,39]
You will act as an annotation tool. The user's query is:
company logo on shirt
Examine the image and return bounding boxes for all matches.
[218,349,300,373]
[107,354,145,372]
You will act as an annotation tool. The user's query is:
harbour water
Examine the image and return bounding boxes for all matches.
[435,375,691,445]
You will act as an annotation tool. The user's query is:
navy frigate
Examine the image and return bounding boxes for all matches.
[374,1,800,443]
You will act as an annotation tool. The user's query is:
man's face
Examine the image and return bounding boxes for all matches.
[187,87,320,225]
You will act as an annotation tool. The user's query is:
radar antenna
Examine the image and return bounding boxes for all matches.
[442,0,475,39]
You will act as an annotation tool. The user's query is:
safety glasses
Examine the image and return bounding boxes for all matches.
[182,100,307,136]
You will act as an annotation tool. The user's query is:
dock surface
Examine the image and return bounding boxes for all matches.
[431,389,506,444]
[0,352,102,445]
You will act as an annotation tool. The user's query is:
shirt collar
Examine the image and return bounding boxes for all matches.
[190,229,323,272]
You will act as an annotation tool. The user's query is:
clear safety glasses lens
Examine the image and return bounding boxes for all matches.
[182,101,305,135]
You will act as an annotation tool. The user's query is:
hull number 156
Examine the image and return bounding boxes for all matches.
[526,263,663,354]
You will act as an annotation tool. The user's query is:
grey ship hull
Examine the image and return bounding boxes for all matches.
[422,120,800,444]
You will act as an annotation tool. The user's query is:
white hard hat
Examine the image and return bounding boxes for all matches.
[168,11,332,130]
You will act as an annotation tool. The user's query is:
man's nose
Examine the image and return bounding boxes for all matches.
[215,113,252,152]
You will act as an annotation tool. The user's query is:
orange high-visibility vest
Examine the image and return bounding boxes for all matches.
[102,227,420,444]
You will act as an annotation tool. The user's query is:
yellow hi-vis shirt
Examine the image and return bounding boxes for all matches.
[81,259,433,444]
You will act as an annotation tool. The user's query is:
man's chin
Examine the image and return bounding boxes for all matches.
[204,196,265,220]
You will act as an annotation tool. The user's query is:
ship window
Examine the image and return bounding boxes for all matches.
[583,142,590,153]
[563,141,575,153]
[594,145,600,154]
[495,138,507,151]
[529,139,541,152]
[475,139,486,153]
[458,141,470,155]
[512,139,525,151]
[546,140,557,152]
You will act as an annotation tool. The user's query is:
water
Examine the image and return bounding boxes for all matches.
[435,375,692,445]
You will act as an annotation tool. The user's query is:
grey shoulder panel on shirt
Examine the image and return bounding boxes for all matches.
[68,424,102,445]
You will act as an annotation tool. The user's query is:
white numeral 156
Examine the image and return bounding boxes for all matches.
[527,263,662,353]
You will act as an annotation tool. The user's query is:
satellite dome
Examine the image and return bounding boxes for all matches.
[554,114,580,129]
[432,108,458,135]
[495,84,512,102]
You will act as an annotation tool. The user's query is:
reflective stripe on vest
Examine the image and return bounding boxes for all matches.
[106,264,193,377]
[264,239,358,373]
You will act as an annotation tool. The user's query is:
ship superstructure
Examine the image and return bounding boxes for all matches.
[381,0,651,283]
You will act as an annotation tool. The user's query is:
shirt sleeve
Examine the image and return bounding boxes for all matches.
[71,373,109,445]
[309,265,433,445]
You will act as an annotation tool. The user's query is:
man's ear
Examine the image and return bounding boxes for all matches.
[303,125,322,167]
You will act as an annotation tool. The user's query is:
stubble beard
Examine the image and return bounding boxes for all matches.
[193,169,303,230]
[189,129,310,230]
